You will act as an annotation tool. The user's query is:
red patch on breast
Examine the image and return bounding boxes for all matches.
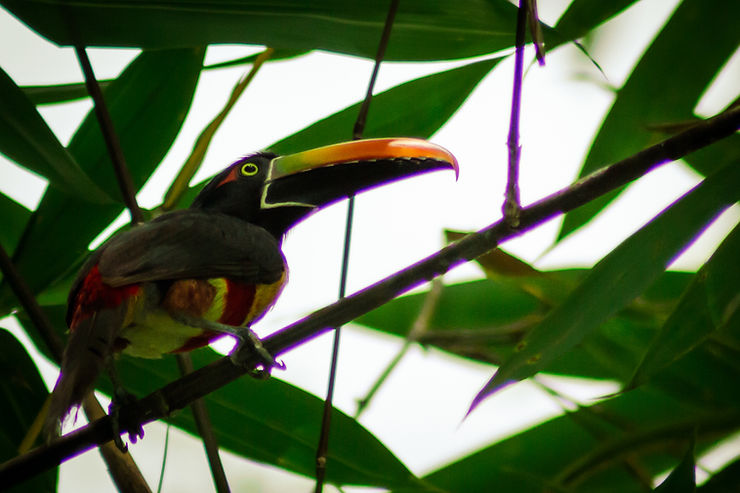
[219,279,256,326]
[70,265,140,329]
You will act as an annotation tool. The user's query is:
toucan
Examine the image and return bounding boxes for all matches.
[45,137,457,436]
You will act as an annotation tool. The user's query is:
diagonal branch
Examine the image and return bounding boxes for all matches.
[1,105,738,489]
[74,45,144,224]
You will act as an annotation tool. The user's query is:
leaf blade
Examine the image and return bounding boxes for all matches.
[0,67,110,202]
[472,162,740,410]
[0,48,204,312]
[628,223,740,390]
[2,0,540,61]
[557,0,740,241]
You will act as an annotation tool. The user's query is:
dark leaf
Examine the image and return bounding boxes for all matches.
[0,67,109,201]
[0,48,204,313]
[0,329,57,492]
[558,0,740,241]
[628,223,740,389]
[654,440,696,492]
[21,80,112,105]
[1,0,553,61]
[105,349,420,489]
[472,162,740,410]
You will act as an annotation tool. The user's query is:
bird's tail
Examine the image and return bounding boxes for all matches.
[44,306,127,439]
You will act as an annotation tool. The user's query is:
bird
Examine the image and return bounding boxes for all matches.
[44,137,457,437]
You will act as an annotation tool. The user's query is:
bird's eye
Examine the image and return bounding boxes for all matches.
[240,162,259,176]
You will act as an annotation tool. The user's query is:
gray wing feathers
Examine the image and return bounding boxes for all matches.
[97,211,285,286]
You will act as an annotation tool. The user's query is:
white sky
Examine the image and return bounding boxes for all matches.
[1,0,738,491]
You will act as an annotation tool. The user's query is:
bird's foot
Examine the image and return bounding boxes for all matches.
[108,388,144,452]
[171,313,285,377]
[230,327,285,379]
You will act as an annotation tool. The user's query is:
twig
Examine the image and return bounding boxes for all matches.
[355,278,443,419]
[176,354,230,493]
[161,48,274,211]
[525,0,545,66]
[1,105,737,488]
[74,45,144,224]
[503,0,528,227]
[531,377,654,489]
[0,245,63,362]
[82,395,152,493]
[314,1,400,490]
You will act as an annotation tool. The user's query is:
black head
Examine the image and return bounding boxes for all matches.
[190,138,459,239]
[191,152,275,222]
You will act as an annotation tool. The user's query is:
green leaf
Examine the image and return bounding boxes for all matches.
[0,48,204,313]
[0,329,57,492]
[203,49,309,70]
[100,349,419,489]
[20,49,306,105]
[1,0,547,61]
[270,57,501,155]
[683,134,740,178]
[628,224,740,390]
[0,195,31,256]
[472,162,740,410]
[557,0,740,241]
[355,271,695,383]
[0,67,110,202]
[393,388,737,493]
[554,0,639,40]
[654,441,696,492]
[21,80,112,105]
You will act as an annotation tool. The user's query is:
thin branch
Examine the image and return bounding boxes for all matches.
[355,278,443,419]
[82,395,152,493]
[176,354,230,493]
[315,1,400,490]
[1,105,737,488]
[526,0,545,66]
[0,244,63,362]
[351,0,399,140]
[74,45,144,224]
[503,0,528,227]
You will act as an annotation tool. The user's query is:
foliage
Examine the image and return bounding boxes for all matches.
[0,0,738,491]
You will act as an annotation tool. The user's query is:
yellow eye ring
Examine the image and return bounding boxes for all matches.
[240,162,259,176]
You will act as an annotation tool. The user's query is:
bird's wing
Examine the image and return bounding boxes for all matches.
[96,210,285,287]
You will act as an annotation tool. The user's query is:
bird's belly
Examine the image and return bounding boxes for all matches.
[118,309,221,358]
[117,275,285,358]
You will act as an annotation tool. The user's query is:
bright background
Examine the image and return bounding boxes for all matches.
[1,0,738,491]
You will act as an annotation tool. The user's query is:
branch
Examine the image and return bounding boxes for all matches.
[503,0,528,227]
[315,0,400,490]
[74,45,144,224]
[1,105,738,488]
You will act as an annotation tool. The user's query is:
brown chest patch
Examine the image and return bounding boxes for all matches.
[161,279,216,318]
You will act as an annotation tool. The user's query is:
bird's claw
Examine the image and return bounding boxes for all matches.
[108,389,144,452]
[230,328,284,378]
